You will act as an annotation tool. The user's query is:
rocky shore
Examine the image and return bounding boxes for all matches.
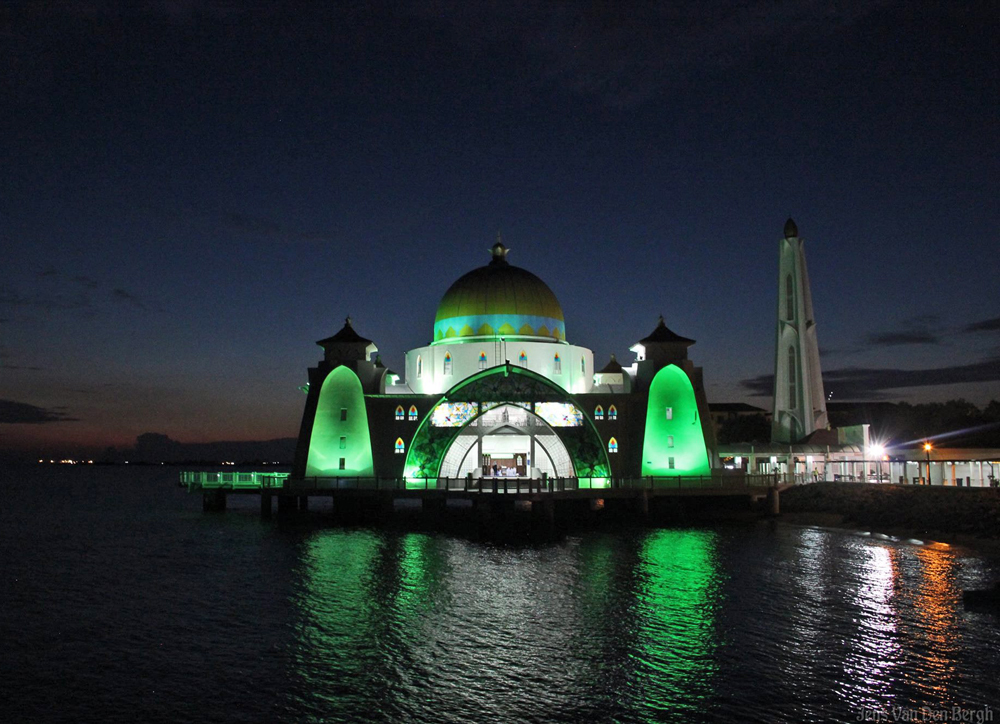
[781,482,1000,544]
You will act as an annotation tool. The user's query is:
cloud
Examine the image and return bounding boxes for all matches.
[965,317,1000,333]
[426,0,889,108]
[865,331,940,346]
[71,275,100,289]
[0,289,91,312]
[112,288,146,309]
[0,399,78,424]
[742,357,1000,400]
[864,314,942,347]
[222,211,330,244]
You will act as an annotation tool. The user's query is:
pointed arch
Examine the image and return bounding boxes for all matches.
[608,437,618,453]
[306,366,374,477]
[608,404,618,420]
[594,404,604,420]
[402,364,610,483]
[443,352,453,376]
[395,404,405,421]
[408,404,418,421]
[641,364,710,476]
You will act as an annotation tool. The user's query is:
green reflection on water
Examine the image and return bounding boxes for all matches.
[630,529,720,719]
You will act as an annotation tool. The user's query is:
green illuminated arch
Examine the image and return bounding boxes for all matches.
[402,364,610,483]
[305,365,374,477]
[641,365,710,476]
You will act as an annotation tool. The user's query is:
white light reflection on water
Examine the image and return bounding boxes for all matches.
[841,542,903,709]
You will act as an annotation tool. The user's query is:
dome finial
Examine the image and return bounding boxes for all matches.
[784,218,798,238]
[489,233,510,266]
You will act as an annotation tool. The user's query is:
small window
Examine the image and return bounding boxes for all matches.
[785,274,795,320]
[667,435,674,448]
[408,405,418,421]
[339,458,346,470]
[608,437,618,454]
[339,436,347,450]
[594,405,604,420]
[479,351,487,370]
[416,356,422,378]
[665,407,673,421]
[788,346,797,408]
[443,353,453,376]
[668,457,675,470]
[394,437,405,454]
[519,351,528,367]
[553,353,562,374]
[581,358,585,375]
[395,405,404,421]
[340,408,348,422]
[608,405,617,421]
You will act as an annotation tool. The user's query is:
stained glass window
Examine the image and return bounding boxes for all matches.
[431,401,478,427]
[408,404,418,421]
[443,353,453,376]
[479,351,487,370]
[608,405,618,420]
[594,405,604,420]
[395,405,404,421]
[608,437,618,453]
[553,353,562,374]
[395,438,405,454]
[534,402,583,427]
[519,351,527,367]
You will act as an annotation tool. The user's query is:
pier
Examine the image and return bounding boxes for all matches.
[180,470,795,521]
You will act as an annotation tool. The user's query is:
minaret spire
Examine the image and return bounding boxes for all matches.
[772,219,828,442]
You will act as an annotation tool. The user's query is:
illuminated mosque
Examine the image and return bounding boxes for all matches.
[291,237,717,486]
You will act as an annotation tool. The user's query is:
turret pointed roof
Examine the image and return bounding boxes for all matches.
[317,316,373,347]
[598,354,624,374]
[638,316,695,346]
[783,217,798,239]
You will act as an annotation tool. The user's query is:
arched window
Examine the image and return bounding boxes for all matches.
[608,405,618,420]
[519,351,528,367]
[553,352,562,374]
[787,346,797,408]
[785,274,794,320]
[416,355,422,378]
[443,353,453,376]
[608,437,619,454]
[594,405,604,420]
[479,351,487,370]
[395,405,404,421]
[408,405,418,421]
[394,438,405,454]
[581,358,586,375]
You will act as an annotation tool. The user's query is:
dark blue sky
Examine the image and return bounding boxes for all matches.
[2,1,998,454]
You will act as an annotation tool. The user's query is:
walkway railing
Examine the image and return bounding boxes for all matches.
[180,470,806,493]
[179,471,289,491]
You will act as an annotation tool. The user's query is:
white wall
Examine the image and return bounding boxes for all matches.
[404,340,594,394]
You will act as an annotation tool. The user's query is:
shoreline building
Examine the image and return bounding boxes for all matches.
[291,239,716,487]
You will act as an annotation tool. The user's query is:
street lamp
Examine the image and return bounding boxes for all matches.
[924,442,932,485]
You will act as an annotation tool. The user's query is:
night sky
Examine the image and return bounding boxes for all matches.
[2,1,998,456]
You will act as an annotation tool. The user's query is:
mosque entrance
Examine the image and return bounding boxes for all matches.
[438,404,575,480]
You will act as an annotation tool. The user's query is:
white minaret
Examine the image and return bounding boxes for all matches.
[772,218,828,443]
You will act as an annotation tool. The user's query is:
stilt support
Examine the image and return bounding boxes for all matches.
[767,486,780,516]
[203,490,227,512]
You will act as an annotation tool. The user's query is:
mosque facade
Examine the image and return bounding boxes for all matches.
[291,239,716,487]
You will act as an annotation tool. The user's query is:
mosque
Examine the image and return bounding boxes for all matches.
[285,221,998,490]
[291,237,716,487]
